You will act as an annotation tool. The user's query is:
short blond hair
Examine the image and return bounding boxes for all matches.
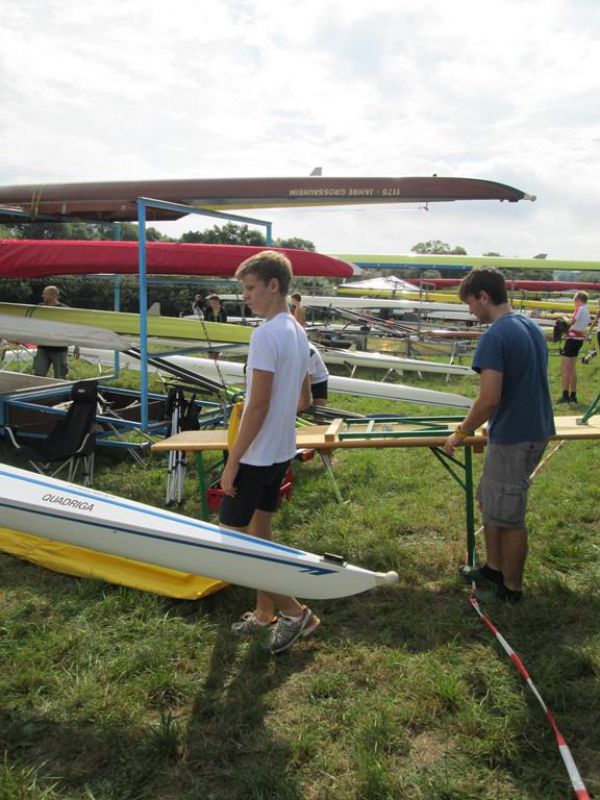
[574,291,589,303]
[235,250,293,296]
[42,285,60,299]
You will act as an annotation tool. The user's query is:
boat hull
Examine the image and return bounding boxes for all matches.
[0,176,529,221]
[0,465,398,600]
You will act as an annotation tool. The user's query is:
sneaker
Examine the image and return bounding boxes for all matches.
[556,396,570,404]
[265,606,321,654]
[496,585,523,605]
[582,351,597,364]
[458,564,504,589]
[231,611,276,637]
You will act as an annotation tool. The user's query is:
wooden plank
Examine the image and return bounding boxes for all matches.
[324,418,345,442]
[151,415,600,454]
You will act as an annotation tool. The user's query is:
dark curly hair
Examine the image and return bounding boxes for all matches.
[458,268,508,305]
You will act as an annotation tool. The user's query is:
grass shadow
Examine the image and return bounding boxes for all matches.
[183,621,316,800]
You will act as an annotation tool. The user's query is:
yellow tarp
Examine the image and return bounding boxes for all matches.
[0,526,226,599]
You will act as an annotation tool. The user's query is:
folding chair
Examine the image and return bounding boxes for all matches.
[3,381,99,486]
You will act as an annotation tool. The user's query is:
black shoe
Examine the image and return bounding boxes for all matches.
[556,395,570,404]
[459,563,504,589]
[569,394,578,404]
[497,585,523,605]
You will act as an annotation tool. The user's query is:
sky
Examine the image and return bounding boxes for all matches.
[1,0,599,261]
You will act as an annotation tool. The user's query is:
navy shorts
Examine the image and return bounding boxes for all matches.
[561,339,583,358]
[311,379,328,401]
[219,460,290,528]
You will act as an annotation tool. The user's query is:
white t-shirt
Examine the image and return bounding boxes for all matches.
[308,344,329,384]
[241,312,309,466]
[568,305,591,338]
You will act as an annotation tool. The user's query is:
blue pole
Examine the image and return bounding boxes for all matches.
[137,201,149,431]
[113,222,122,377]
[266,222,273,247]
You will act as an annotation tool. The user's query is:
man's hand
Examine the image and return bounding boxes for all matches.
[220,459,239,497]
[443,431,464,456]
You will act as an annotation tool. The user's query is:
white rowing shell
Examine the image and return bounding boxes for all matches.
[0,314,130,351]
[318,347,474,376]
[167,356,473,409]
[0,465,398,600]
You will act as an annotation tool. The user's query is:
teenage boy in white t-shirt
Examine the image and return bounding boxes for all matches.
[219,251,317,654]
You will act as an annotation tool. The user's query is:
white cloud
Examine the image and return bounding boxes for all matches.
[1,0,599,259]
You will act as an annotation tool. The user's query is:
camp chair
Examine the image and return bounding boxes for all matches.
[2,381,99,486]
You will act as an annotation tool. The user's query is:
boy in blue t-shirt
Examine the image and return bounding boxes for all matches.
[444,269,555,603]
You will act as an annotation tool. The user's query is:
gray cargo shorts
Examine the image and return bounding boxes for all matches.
[477,440,548,528]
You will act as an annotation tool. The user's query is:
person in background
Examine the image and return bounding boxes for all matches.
[444,268,554,605]
[204,294,228,323]
[558,291,590,404]
[219,251,317,654]
[308,343,329,406]
[33,285,70,379]
[290,292,307,327]
[582,304,600,364]
[594,306,600,351]
[192,293,205,319]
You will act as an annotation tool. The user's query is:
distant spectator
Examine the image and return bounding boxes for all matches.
[585,306,600,361]
[205,294,228,323]
[192,293,205,319]
[33,285,70,379]
[558,291,590,404]
[290,292,307,327]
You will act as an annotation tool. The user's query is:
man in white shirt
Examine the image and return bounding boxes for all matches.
[220,251,317,654]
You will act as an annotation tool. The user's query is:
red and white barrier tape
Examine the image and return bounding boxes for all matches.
[469,594,591,799]
[468,440,590,798]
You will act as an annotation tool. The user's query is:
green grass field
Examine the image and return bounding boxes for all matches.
[0,344,599,799]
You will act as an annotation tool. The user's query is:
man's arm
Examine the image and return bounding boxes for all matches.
[221,369,273,496]
[443,369,503,455]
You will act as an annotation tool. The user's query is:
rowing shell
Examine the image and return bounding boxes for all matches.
[0,176,531,222]
[0,465,398,600]
[0,314,130,351]
[220,293,470,315]
[0,303,253,346]
[0,241,354,279]
[318,347,474,376]
[166,356,473,408]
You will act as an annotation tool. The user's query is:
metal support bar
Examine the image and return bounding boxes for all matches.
[318,450,344,504]
[578,389,600,424]
[113,222,122,378]
[429,445,477,566]
[137,201,149,431]
[195,452,210,519]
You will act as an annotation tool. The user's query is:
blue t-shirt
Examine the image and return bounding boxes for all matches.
[472,313,555,443]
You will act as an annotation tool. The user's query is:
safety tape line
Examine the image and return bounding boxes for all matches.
[468,439,590,798]
[469,594,591,799]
